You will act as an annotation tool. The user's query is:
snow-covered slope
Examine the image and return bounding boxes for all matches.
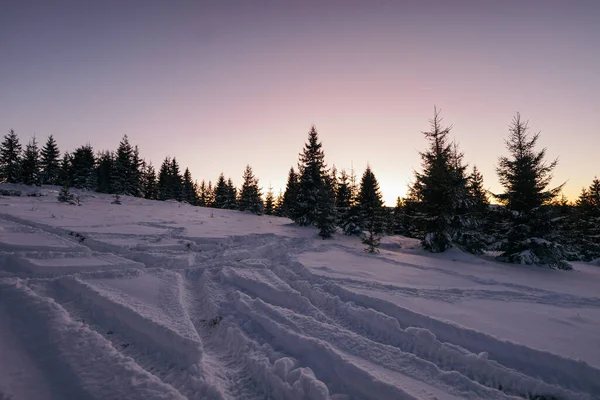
[1,186,599,400]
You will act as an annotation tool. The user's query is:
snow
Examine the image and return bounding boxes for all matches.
[1,185,599,400]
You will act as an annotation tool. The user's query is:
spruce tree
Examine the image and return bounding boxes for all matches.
[282,167,299,218]
[295,126,330,226]
[198,180,209,207]
[0,130,22,183]
[213,173,228,208]
[264,186,275,215]
[410,108,467,253]
[113,135,134,195]
[495,113,568,269]
[131,146,143,197]
[335,169,352,223]
[157,157,171,200]
[71,144,96,189]
[315,174,337,238]
[96,151,114,193]
[59,152,74,186]
[206,180,215,207]
[569,178,600,261]
[182,168,197,204]
[40,135,61,185]
[341,167,362,235]
[224,178,237,209]
[21,136,41,186]
[238,165,263,214]
[468,165,488,211]
[274,190,285,216]
[170,158,183,201]
[358,166,385,252]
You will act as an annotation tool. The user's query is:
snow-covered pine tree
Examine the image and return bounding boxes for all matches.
[58,152,73,186]
[96,151,114,193]
[142,162,158,200]
[71,144,96,189]
[341,167,362,235]
[315,173,337,238]
[113,135,134,195]
[213,173,228,208]
[182,168,197,204]
[295,126,329,226]
[358,166,385,252]
[410,108,468,253]
[131,146,143,197]
[282,167,299,218]
[468,166,488,211]
[58,184,74,204]
[238,165,263,214]
[224,178,237,209]
[170,158,183,201]
[198,180,209,207]
[264,185,275,215]
[330,165,338,204]
[40,135,61,185]
[206,180,215,207]
[157,157,171,200]
[494,113,569,269]
[570,177,600,261]
[0,130,22,183]
[274,190,285,216]
[21,136,41,186]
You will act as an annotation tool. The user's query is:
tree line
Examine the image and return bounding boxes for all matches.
[1,109,598,267]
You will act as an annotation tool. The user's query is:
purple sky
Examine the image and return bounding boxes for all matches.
[2,0,599,204]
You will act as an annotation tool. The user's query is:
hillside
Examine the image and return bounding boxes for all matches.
[1,185,599,400]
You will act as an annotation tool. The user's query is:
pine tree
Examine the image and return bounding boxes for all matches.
[40,135,61,185]
[0,130,22,183]
[569,177,600,261]
[238,165,263,214]
[330,165,339,204]
[206,180,215,207]
[274,190,285,216]
[295,126,329,226]
[467,165,488,211]
[495,113,569,269]
[410,108,467,253]
[358,166,385,252]
[96,151,114,193]
[113,135,134,195]
[141,162,157,200]
[282,167,299,218]
[336,169,352,222]
[59,152,74,186]
[130,146,143,197]
[58,185,74,204]
[198,180,209,207]
[315,174,337,238]
[392,196,408,235]
[71,144,96,189]
[213,173,228,208]
[224,178,237,209]
[157,157,171,200]
[264,186,275,215]
[341,167,362,235]
[170,158,183,201]
[182,168,197,204]
[20,136,41,186]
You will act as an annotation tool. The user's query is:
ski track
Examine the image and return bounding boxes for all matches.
[1,211,599,400]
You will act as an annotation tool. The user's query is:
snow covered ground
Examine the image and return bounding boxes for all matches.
[1,185,599,400]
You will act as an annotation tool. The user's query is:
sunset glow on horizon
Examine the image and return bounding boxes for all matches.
[2,0,599,205]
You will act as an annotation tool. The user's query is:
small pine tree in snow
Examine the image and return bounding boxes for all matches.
[40,135,61,185]
[96,151,114,193]
[238,165,263,214]
[494,113,569,269]
[182,168,197,204]
[282,167,299,218]
[224,178,237,210]
[170,158,183,201]
[58,152,73,187]
[264,186,275,215]
[358,166,385,252]
[58,185,74,204]
[295,126,328,226]
[142,162,158,200]
[20,136,41,186]
[315,174,337,238]
[274,190,285,216]
[197,180,209,207]
[71,144,96,189]
[157,157,171,200]
[113,135,134,195]
[340,167,362,236]
[0,130,22,183]
[213,173,228,208]
[335,169,352,223]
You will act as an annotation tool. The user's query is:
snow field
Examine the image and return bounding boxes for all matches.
[1,190,599,399]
